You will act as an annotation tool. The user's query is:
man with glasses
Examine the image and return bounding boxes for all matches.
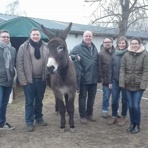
[0,30,16,130]
[98,37,115,118]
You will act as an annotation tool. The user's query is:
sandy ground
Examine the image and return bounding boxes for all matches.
[0,85,148,148]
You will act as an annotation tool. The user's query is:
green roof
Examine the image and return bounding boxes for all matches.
[0,16,48,39]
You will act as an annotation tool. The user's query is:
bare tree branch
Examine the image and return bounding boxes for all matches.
[84,0,148,36]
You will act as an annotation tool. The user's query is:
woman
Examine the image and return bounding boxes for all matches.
[119,37,148,134]
[108,36,128,126]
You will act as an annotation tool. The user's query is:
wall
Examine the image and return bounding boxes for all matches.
[66,34,148,52]
[66,34,104,52]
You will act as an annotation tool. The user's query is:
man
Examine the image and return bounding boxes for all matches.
[98,37,115,118]
[70,30,99,124]
[16,28,49,132]
[0,30,16,130]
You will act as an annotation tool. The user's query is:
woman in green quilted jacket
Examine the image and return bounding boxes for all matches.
[119,37,148,134]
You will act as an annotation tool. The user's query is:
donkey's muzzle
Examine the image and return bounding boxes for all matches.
[47,66,55,74]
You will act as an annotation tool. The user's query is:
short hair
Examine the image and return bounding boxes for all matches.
[83,30,93,37]
[103,37,113,43]
[30,28,40,33]
[0,30,9,35]
[116,36,128,49]
[130,37,142,44]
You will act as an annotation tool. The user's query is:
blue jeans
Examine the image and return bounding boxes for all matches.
[0,86,12,126]
[23,78,46,125]
[112,80,127,117]
[102,86,112,112]
[126,90,144,125]
[79,83,97,118]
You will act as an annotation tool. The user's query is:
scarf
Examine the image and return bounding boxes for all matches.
[29,38,42,59]
[0,41,12,81]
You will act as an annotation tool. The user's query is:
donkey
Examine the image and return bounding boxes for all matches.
[41,23,77,133]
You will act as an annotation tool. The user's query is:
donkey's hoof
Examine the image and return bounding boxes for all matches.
[70,128,76,133]
[59,128,65,133]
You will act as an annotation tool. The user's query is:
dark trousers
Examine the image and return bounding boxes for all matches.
[23,78,46,125]
[0,86,12,126]
[79,83,97,118]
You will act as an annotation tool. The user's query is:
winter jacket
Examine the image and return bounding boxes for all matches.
[0,42,16,87]
[109,49,127,83]
[98,47,115,86]
[16,40,49,85]
[70,41,99,84]
[119,45,148,91]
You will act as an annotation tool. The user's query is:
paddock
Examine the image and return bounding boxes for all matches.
[1,85,148,148]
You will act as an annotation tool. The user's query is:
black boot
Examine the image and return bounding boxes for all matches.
[131,124,140,134]
[127,124,134,133]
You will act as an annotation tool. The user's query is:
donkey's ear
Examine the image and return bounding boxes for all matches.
[59,22,72,40]
[41,24,55,40]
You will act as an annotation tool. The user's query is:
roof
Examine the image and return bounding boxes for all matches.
[0,14,17,22]
[0,13,148,39]
[0,16,48,38]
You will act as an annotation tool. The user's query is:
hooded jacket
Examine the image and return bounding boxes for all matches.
[119,45,148,91]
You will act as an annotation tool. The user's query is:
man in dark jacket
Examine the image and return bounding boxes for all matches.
[0,30,16,130]
[70,30,99,124]
[99,37,115,118]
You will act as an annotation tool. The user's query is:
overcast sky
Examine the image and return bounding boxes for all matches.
[0,0,93,24]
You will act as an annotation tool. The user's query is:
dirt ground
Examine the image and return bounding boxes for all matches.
[0,85,148,148]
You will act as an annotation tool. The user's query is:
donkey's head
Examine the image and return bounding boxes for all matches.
[41,23,72,74]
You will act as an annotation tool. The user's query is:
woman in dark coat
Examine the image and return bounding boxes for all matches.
[108,36,128,126]
[119,37,148,134]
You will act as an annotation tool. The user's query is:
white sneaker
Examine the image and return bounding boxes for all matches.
[0,123,15,130]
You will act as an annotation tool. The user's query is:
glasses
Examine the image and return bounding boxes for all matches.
[130,43,139,45]
[0,36,10,39]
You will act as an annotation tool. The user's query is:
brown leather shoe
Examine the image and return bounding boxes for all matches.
[107,117,117,125]
[117,117,126,126]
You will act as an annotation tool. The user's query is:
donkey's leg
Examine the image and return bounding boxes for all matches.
[55,98,59,115]
[65,94,68,115]
[67,97,75,132]
[57,99,66,131]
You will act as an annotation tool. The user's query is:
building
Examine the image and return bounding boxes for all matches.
[0,13,148,51]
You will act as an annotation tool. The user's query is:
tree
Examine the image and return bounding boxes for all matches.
[5,0,26,16]
[84,0,148,37]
